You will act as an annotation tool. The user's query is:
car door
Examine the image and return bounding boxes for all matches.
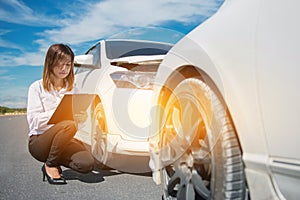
[257,0,300,198]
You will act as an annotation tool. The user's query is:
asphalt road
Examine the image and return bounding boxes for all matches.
[0,115,162,200]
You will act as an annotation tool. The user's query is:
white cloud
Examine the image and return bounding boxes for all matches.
[0,75,15,81]
[0,0,62,26]
[0,29,23,50]
[0,94,27,108]
[43,0,222,44]
[0,37,22,50]
[0,51,45,67]
[0,29,46,67]
[0,85,28,108]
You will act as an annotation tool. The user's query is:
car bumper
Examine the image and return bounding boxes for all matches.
[105,133,149,156]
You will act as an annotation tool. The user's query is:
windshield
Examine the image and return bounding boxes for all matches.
[108,27,184,44]
[105,27,185,59]
[105,40,173,59]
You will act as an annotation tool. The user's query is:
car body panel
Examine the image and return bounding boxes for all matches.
[257,0,300,161]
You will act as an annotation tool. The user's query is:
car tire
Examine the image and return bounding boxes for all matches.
[159,77,248,200]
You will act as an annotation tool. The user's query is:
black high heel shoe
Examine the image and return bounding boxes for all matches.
[57,166,64,177]
[41,164,67,185]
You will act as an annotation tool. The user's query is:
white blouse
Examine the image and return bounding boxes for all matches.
[26,79,76,136]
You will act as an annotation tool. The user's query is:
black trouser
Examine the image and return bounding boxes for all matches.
[28,120,94,173]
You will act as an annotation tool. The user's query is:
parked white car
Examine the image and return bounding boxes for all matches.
[73,39,173,172]
[149,0,300,199]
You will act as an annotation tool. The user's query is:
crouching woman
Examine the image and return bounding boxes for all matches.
[26,44,94,185]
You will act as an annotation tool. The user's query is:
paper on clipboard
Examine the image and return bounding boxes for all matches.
[47,94,95,124]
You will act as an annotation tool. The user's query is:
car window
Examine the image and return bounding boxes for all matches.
[105,40,172,59]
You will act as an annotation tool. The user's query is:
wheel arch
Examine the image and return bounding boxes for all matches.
[93,94,101,107]
[92,94,108,133]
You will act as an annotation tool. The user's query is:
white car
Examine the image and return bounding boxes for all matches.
[73,39,173,172]
[149,0,300,199]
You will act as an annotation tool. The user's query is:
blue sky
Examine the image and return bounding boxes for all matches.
[0,0,224,108]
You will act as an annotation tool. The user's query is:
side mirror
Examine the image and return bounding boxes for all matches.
[74,55,97,69]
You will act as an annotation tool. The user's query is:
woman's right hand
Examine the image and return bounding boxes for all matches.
[74,111,88,124]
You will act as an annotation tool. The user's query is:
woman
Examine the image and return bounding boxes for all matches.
[27,44,94,185]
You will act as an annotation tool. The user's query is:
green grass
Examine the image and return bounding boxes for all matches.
[0,106,26,115]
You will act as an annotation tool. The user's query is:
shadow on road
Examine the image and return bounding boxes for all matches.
[62,168,122,183]
[62,167,152,184]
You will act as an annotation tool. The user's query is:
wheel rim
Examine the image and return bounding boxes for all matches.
[161,86,213,200]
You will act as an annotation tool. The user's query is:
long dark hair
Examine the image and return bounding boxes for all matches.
[42,43,75,91]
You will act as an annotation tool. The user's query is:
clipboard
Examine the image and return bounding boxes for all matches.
[47,94,95,124]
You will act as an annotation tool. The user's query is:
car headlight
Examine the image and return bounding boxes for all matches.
[110,71,156,90]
